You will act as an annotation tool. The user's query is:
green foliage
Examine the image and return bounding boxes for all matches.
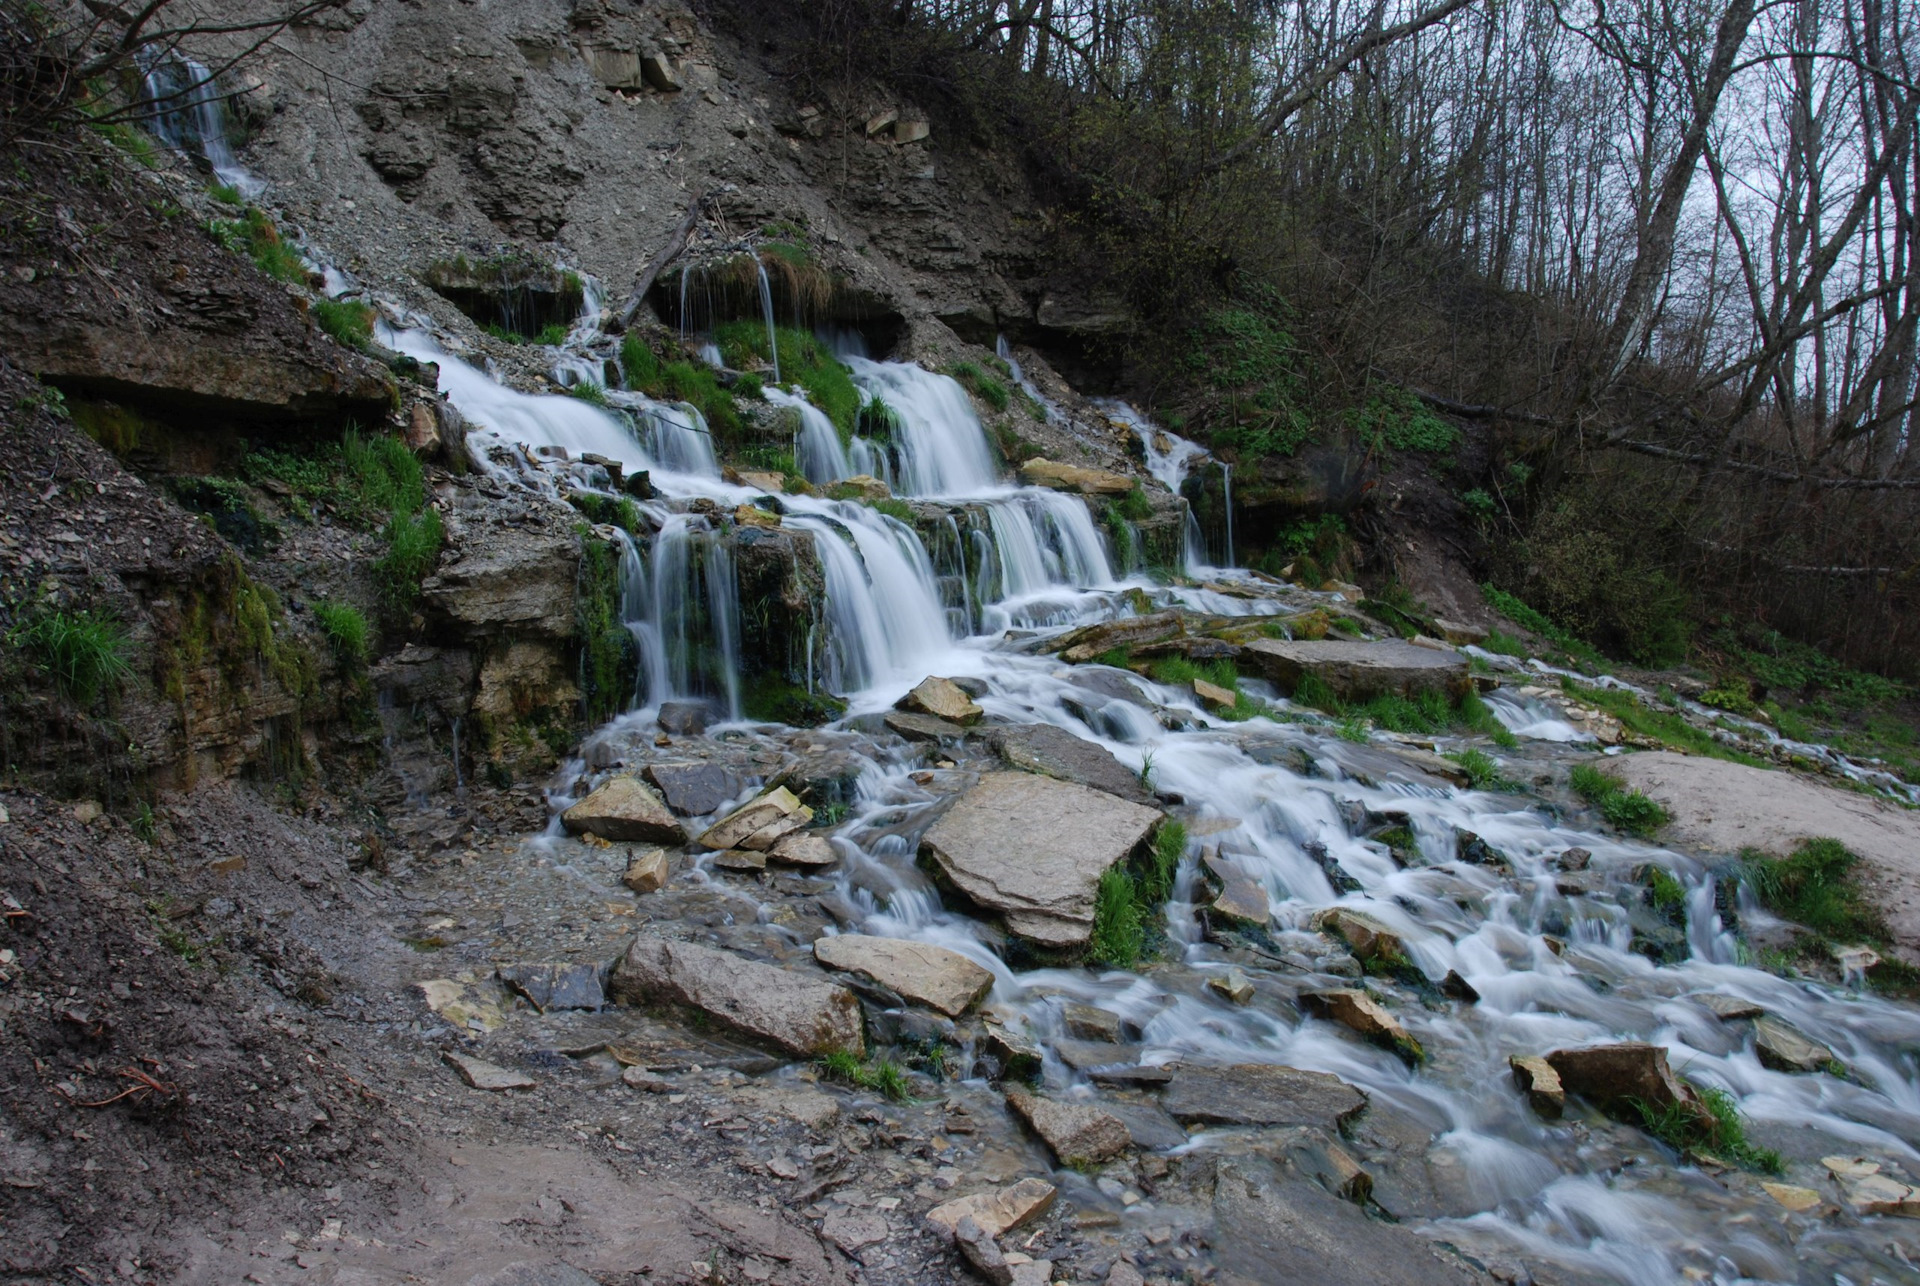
[741,675,847,726]
[1713,625,1905,712]
[1461,488,1498,520]
[1117,484,1154,521]
[209,182,244,206]
[374,510,443,610]
[1183,302,1313,457]
[1447,748,1518,791]
[483,322,524,345]
[1457,689,1519,748]
[1568,763,1669,836]
[1505,500,1692,666]
[1632,1088,1782,1174]
[567,381,609,406]
[536,322,570,346]
[733,373,765,401]
[1742,838,1886,945]
[648,360,742,440]
[1564,680,1770,768]
[1147,655,1238,691]
[620,333,662,388]
[209,207,305,284]
[575,537,637,723]
[1089,867,1144,968]
[717,323,861,440]
[342,430,426,519]
[1346,387,1457,453]
[1480,629,1528,658]
[311,601,369,666]
[1642,865,1688,919]
[313,299,376,351]
[856,397,901,443]
[869,497,914,524]
[1481,583,1603,666]
[945,361,1010,413]
[1143,820,1188,906]
[737,442,799,479]
[818,1050,913,1101]
[8,607,133,706]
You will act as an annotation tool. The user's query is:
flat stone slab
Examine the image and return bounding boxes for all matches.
[897,676,983,725]
[1005,1087,1130,1165]
[697,787,811,851]
[812,934,994,1016]
[986,723,1154,803]
[1049,610,1183,664]
[443,1052,535,1091]
[884,710,972,743]
[1754,1015,1836,1073]
[920,772,1163,949]
[561,775,685,844]
[1546,1042,1694,1114]
[608,934,864,1058]
[496,962,605,1012]
[1244,638,1468,702]
[644,762,739,816]
[1159,1063,1367,1129]
[1694,993,1765,1021]
[769,833,839,868]
[926,1179,1057,1239]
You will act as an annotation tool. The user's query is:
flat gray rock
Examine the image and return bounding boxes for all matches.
[884,710,972,742]
[1102,1099,1188,1151]
[1160,1063,1367,1129]
[561,775,685,844]
[443,1052,535,1091]
[812,934,994,1016]
[644,762,738,816]
[608,934,864,1058]
[1243,638,1468,702]
[921,772,1163,949]
[986,723,1154,803]
[496,962,604,1012]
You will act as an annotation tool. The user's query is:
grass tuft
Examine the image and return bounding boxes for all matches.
[1089,867,1144,968]
[1632,1087,1782,1173]
[817,1050,913,1101]
[1569,762,1669,836]
[1742,838,1886,944]
[8,607,133,706]
[311,600,369,666]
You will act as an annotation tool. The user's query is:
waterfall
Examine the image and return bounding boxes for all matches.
[846,358,1000,497]
[138,53,263,198]
[995,334,1058,422]
[1219,461,1235,568]
[755,260,781,383]
[1098,398,1215,573]
[788,507,951,695]
[628,514,742,717]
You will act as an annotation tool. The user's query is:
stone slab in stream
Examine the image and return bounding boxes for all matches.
[1242,637,1469,702]
[1754,1015,1837,1073]
[643,761,739,816]
[496,962,605,1012]
[1047,609,1183,664]
[1545,1042,1696,1115]
[884,710,974,743]
[897,676,984,725]
[811,934,993,1016]
[1600,751,1920,959]
[1005,1086,1131,1165]
[986,723,1155,804]
[560,775,686,844]
[1159,1063,1368,1129]
[607,934,864,1058]
[920,772,1163,950]
[696,787,811,851]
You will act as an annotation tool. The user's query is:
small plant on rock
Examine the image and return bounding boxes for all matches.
[8,607,133,706]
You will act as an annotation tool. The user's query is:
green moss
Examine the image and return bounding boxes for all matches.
[1144,820,1188,905]
[818,1051,913,1101]
[314,299,376,351]
[1632,1086,1781,1173]
[741,675,846,727]
[1569,763,1670,836]
[942,361,1010,413]
[1447,747,1518,791]
[1345,386,1457,453]
[620,333,662,388]
[1564,680,1770,768]
[576,536,637,724]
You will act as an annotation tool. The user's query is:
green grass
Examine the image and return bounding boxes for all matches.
[1569,763,1670,836]
[817,1050,912,1101]
[1089,867,1144,968]
[1144,820,1188,905]
[1631,1087,1782,1173]
[1564,680,1771,768]
[313,299,376,351]
[945,361,1010,412]
[620,334,662,387]
[1742,838,1886,944]
[536,322,570,346]
[868,497,914,524]
[1482,583,1605,669]
[209,207,305,284]
[1481,629,1529,658]
[715,322,860,440]
[568,381,609,406]
[1643,865,1688,922]
[374,510,443,609]
[8,607,133,706]
[1447,748,1519,791]
[311,601,369,666]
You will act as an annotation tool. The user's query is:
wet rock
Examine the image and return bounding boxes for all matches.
[1243,638,1469,702]
[1434,618,1488,645]
[920,772,1162,950]
[697,787,812,851]
[442,1052,534,1091]
[1299,839,1362,894]
[1005,1086,1131,1165]
[1106,1265,1146,1286]
[607,934,864,1058]
[1066,668,1153,708]
[1207,968,1255,1005]
[1018,457,1134,495]
[774,750,865,807]
[1545,1042,1698,1116]
[1160,1064,1367,1130]
[1760,1182,1822,1212]
[898,676,984,725]
[1211,1157,1483,1285]
[1693,993,1765,1021]
[885,710,972,743]
[1193,677,1238,712]
[926,1179,1057,1239]
[1453,830,1511,869]
[1048,610,1183,664]
[1204,851,1271,929]
[1055,1039,1143,1071]
[978,1019,1043,1083]
[812,934,993,1017]
[953,1215,1013,1286]
[1557,846,1593,871]
[1376,745,1473,787]
[1300,990,1422,1063]
[986,723,1154,804]
[644,762,739,816]
[1440,970,1479,1003]
[1062,1003,1124,1042]
[657,701,709,735]
[769,833,839,868]
[1841,1174,1920,1216]
[1311,908,1405,966]
[1104,1100,1188,1151]
[712,849,768,872]
[1508,1055,1565,1118]
[1753,1016,1836,1073]
[561,776,685,845]
[496,962,605,1012]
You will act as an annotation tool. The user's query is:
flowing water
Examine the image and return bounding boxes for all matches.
[396,311,1920,1286]
[138,53,264,198]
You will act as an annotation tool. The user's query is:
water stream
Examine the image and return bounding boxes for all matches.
[395,313,1920,1286]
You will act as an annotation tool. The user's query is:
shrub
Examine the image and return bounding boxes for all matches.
[945,361,1010,412]
[1569,763,1669,836]
[314,299,376,351]
[375,509,443,609]
[311,601,370,665]
[8,607,133,706]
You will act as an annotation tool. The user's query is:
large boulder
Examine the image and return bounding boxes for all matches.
[1048,610,1183,664]
[1159,1064,1368,1130]
[1312,908,1405,965]
[897,676,984,725]
[926,1180,1057,1239]
[812,934,994,1016]
[1019,458,1135,495]
[1243,638,1469,703]
[608,935,864,1058]
[1545,1042,1697,1116]
[645,762,740,816]
[561,776,685,844]
[986,724,1154,804]
[1004,1087,1130,1165]
[424,495,581,638]
[920,773,1163,950]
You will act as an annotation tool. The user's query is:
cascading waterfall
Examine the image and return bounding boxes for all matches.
[788,507,952,695]
[138,53,263,197]
[768,387,887,486]
[996,334,1058,422]
[845,357,1001,496]
[755,259,781,383]
[1100,398,1216,573]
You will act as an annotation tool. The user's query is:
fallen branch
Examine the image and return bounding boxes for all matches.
[55,1065,177,1109]
[614,188,717,332]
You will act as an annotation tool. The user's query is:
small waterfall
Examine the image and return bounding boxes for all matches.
[789,507,951,695]
[1220,461,1235,568]
[755,260,781,383]
[630,514,742,716]
[846,358,1001,496]
[1098,398,1214,573]
[138,53,263,197]
[995,334,1058,422]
